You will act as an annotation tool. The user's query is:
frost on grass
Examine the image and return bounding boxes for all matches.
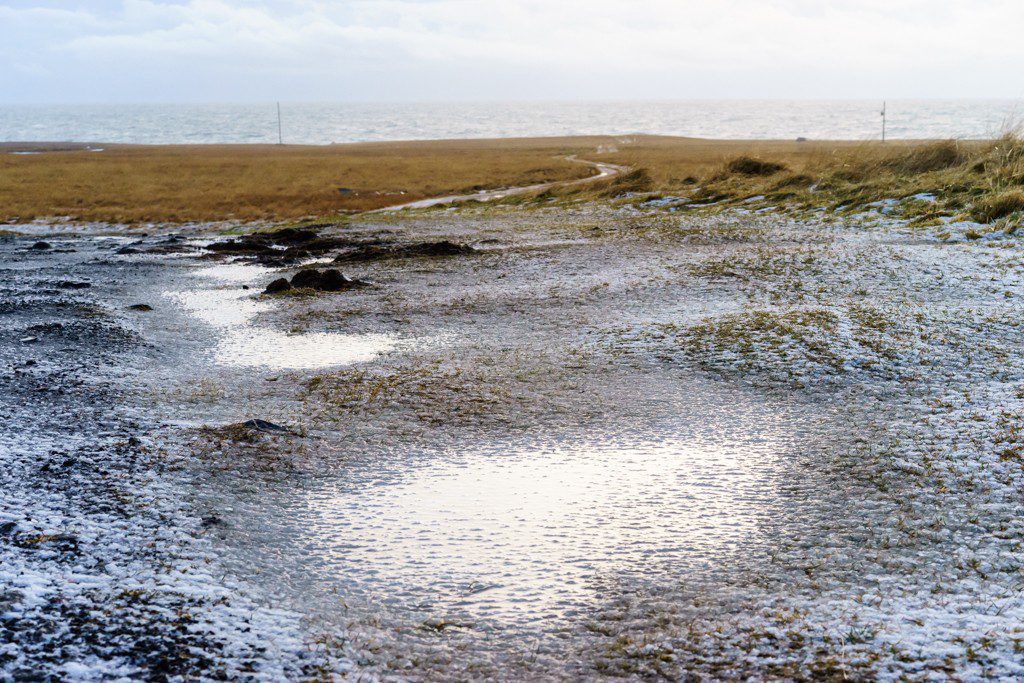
[300,347,605,441]
[643,303,915,390]
[594,209,1024,679]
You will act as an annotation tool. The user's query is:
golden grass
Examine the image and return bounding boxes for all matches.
[4,134,1023,224]
[0,138,599,223]
[592,136,882,187]
[971,189,1024,222]
[575,135,1024,224]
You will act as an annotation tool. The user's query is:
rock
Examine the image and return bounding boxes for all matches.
[263,277,293,294]
[207,227,323,259]
[205,227,374,265]
[241,285,250,290]
[30,241,51,251]
[56,281,91,290]
[127,304,153,312]
[206,239,277,256]
[265,227,321,244]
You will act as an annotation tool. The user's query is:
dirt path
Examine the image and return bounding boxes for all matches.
[372,155,627,212]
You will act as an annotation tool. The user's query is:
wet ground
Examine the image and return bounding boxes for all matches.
[4,204,1024,679]
[0,234,313,679]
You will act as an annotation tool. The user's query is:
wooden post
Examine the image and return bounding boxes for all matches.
[277,102,283,145]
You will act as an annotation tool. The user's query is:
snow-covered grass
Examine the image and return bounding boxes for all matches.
[600,208,1024,678]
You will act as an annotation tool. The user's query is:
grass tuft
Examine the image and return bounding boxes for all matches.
[599,168,653,196]
[879,140,966,174]
[971,190,1024,222]
[725,156,788,176]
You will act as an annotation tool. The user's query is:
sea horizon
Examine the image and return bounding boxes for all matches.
[3,98,1022,146]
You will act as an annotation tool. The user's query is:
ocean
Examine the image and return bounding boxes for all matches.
[1,100,1021,145]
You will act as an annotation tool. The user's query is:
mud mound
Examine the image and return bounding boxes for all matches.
[263,268,367,294]
[206,227,358,264]
[332,240,476,263]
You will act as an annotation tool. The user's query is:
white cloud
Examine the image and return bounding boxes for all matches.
[1,0,1024,102]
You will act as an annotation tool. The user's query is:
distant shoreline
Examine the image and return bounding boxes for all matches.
[0,134,985,152]
[1,100,1017,144]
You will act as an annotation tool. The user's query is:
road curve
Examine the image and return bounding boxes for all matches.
[371,156,628,213]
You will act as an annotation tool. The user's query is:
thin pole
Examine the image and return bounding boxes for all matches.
[881,100,886,143]
[277,102,283,145]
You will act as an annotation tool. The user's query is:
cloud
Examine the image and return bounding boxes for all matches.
[1,0,1024,102]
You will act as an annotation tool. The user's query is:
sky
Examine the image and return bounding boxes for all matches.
[2,0,1024,103]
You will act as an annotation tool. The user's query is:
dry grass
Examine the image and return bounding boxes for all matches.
[5,134,1024,224]
[971,189,1024,222]
[0,138,598,223]
[725,156,789,176]
[581,134,1024,223]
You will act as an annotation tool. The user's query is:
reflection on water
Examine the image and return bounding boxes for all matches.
[237,387,817,634]
[164,262,398,370]
[216,328,396,370]
[165,287,271,327]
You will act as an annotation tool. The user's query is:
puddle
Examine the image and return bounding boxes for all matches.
[216,328,396,371]
[220,381,822,636]
[164,262,399,370]
[305,435,776,627]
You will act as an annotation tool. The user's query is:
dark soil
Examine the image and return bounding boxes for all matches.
[333,240,476,263]
[264,268,367,294]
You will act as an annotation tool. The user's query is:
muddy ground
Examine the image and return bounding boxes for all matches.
[3,202,1024,680]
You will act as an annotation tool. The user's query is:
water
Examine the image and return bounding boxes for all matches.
[163,263,400,371]
[217,377,827,639]
[2,100,1021,145]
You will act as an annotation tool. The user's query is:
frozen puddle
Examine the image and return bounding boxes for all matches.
[221,381,825,636]
[164,263,398,370]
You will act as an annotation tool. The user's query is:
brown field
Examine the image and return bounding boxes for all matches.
[1,135,1016,224]
[0,138,601,223]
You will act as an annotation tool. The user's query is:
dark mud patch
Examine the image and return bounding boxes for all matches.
[123,234,199,256]
[206,227,382,266]
[263,268,368,295]
[333,240,477,263]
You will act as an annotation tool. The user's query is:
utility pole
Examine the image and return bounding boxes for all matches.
[881,100,886,143]
[277,102,283,145]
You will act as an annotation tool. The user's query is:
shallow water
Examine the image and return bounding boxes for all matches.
[163,262,399,370]
[219,377,825,638]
